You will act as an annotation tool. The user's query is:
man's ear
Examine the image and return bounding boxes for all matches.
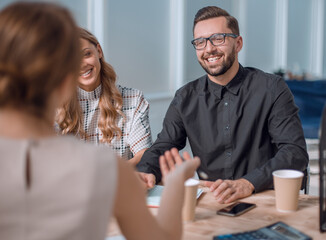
[235,36,243,53]
[96,43,103,59]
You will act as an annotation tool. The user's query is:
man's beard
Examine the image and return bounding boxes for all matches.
[199,47,236,77]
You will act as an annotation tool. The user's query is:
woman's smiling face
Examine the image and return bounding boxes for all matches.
[78,38,103,92]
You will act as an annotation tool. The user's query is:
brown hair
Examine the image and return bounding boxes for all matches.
[0,2,80,118]
[56,28,124,143]
[193,6,240,35]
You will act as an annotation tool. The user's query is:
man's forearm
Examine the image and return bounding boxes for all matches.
[243,144,308,192]
[137,149,163,183]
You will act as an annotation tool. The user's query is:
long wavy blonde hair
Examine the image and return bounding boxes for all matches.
[56,28,124,143]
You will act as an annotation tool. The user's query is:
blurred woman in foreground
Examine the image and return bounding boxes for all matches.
[0,2,200,240]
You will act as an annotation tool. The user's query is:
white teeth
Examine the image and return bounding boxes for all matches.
[82,69,92,76]
[207,56,220,62]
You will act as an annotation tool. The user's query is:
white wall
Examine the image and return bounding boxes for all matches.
[287,0,312,76]
[104,0,171,95]
[59,0,88,28]
[243,0,277,72]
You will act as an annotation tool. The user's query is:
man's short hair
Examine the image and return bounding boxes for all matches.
[193,6,240,36]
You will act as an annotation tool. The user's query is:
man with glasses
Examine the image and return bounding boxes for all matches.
[137,6,308,203]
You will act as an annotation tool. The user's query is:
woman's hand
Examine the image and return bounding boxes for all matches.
[159,148,200,184]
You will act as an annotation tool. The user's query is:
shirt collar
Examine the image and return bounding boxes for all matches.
[77,84,102,100]
[226,64,244,95]
[205,64,244,99]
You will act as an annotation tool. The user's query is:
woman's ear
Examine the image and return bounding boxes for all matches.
[96,43,103,59]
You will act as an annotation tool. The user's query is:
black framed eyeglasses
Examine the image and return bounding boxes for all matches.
[191,33,238,50]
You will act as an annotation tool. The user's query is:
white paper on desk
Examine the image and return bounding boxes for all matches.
[147,185,203,208]
[105,235,126,240]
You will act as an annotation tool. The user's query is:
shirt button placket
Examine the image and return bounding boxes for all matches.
[223,95,233,178]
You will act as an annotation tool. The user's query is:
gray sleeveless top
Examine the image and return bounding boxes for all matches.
[0,135,117,240]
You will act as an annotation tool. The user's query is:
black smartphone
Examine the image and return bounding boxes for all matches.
[216,202,256,216]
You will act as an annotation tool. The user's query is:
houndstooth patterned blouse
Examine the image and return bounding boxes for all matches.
[78,84,152,160]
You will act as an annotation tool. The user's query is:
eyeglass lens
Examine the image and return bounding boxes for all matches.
[193,34,225,49]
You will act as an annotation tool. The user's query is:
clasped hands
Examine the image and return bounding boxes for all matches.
[137,148,254,203]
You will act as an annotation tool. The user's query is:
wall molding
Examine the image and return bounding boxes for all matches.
[232,0,247,65]
[87,0,105,53]
[310,0,324,78]
[169,0,185,92]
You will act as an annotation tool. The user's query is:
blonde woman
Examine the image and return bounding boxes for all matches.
[57,28,152,166]
[0,2,200,240]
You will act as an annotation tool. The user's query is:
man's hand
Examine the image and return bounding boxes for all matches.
[203,178,254,204]
[137,172,156,189]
